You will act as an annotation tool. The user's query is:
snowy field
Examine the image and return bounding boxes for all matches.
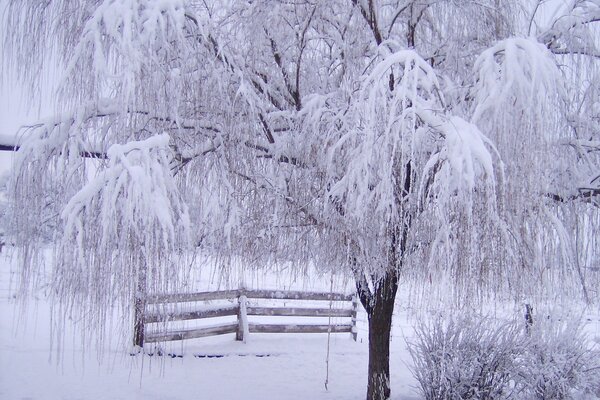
[0,251,419,400]
[2,249,600,400]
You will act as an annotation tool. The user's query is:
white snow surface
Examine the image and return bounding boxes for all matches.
[2,250,599,400]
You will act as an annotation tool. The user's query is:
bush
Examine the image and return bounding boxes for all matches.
[408,315,523,400]
[515,319,600,400]
[408,314,600,400]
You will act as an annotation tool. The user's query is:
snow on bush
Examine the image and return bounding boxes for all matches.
[516,319,600,399]
[408,315,522,400]
[408,314,600,400]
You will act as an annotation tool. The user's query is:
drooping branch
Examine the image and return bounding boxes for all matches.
[0,141,107,159]
[537,1,600,59]
[350,0,384,45]
[350,256,374,314]
[550,47,600,59]
[548,188,600,207]
[0,103,223,161]
[266,31,300,110]
[0,142,18,152]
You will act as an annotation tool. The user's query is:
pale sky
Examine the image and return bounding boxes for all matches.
[0,1,22,175]
[0,0,56,176]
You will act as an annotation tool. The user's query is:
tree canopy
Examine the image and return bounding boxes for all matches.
[3,1,600,399]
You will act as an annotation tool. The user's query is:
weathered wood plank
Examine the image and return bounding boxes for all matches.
[146,289,352,304]
[144,305,239,323]
[236,295,249,342]
[247,307,353,317]
[248,323,353,334]
[243,289,352,301]
[351,295,359,342]
[133,264,148,347]
[145,323,238,343]
[146,290,240,304]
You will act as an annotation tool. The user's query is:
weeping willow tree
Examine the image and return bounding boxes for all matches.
[2,1,600,399]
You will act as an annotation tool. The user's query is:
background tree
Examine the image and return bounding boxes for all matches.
[3,1,600,399]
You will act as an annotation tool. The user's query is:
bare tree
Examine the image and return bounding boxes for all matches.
[3,1,600,399]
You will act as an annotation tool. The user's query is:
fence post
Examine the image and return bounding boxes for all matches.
[351,294,358,342]
[236,291,249,343]
[133,263,147,348]
[524,303,534,335]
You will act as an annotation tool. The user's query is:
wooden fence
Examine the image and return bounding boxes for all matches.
[134,289,358,346]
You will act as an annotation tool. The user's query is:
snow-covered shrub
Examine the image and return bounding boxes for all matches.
[409,314,600,400]
[515,319,600,400]
[408,315,523,400]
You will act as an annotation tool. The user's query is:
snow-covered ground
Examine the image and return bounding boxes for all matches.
[0,251,419,400]
[3,249,600,400]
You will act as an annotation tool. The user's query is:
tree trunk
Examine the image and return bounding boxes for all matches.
[364,270,399,400]
[351,225,404,399]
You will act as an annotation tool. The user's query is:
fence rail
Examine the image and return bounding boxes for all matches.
[144,305,238,324]
[147,323,238,343]
[135,289,358,346]
[146,289,353,304]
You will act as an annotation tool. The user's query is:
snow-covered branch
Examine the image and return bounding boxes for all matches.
[537,0,600,59]
[472,37,563,124]
[548,188,600,207]
[55,133,191,341]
